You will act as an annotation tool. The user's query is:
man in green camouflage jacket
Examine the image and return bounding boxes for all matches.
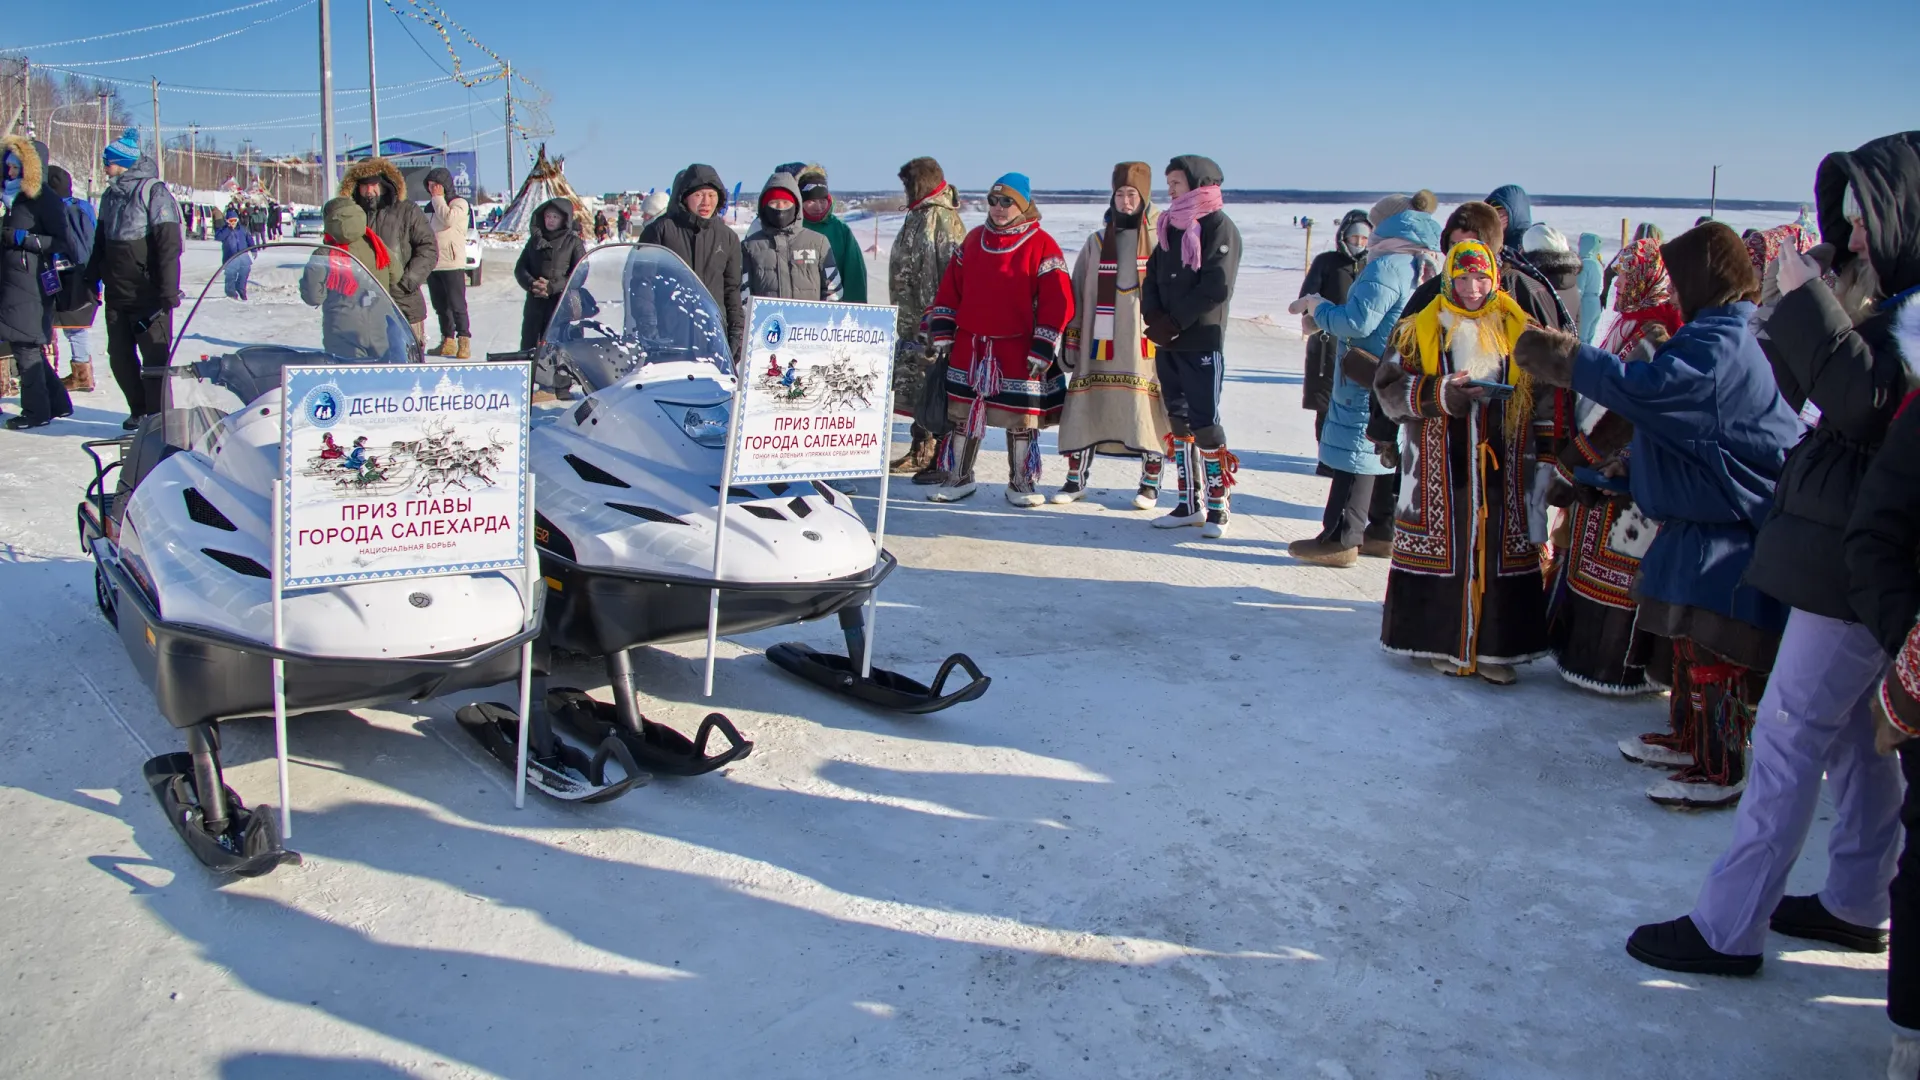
[889,156,966,479]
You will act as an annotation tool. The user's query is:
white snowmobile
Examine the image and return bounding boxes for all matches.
[78,243,541,875]
[458,244,987,800]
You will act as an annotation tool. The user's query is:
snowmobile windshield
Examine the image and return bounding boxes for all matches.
[538,243,733,394]
[166,241,413,451]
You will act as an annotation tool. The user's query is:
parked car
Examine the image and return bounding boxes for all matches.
[293,210,324,238]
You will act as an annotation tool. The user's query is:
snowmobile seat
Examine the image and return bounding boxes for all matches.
[765,644,991,715]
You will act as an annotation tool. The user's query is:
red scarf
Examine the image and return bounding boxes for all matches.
[909,181,949,211]
[321,230,391,296]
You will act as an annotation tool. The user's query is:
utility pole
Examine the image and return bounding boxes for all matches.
[94,90,109,198]
[503,61,514,196]
[188,124,197,192]
[151,78,164,182]
[20,57,29,135]
[365,0,380,155]
[1709,165,1720,221]
[319,0,339,192]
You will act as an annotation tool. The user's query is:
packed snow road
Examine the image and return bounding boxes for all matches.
[0,239,1886,1078]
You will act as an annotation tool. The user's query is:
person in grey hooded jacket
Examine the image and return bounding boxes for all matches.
[741,171,841,302]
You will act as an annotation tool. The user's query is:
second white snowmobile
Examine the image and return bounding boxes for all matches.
[460,244,987,800]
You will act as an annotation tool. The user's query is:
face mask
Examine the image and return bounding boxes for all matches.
[759,201,798,231]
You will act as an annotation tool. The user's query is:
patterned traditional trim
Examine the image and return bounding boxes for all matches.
[1066,371,1161,394]
[1391,415,1454,575]
[928,305,957,343]
[1037,255,1068,277]
[1564,499,1642,608]
[1033,326,1062,346]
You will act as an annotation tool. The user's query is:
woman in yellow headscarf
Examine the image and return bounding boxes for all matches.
[1372,240,1549,684]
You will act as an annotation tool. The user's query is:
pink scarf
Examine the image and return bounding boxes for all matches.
[1158,185,1224,270]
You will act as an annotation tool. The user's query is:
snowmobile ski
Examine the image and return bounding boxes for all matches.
[548,687,753,777]
[455,700,648,803]
[144,752,300,878]
[764,644,991,715]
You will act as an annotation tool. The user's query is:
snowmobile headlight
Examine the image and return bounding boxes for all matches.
[659,400,731,449]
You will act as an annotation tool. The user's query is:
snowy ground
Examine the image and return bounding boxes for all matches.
[0,234,1890,1079]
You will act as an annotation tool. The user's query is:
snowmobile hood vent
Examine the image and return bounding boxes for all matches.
[183,487,239,531]
[741,505,785,521]
[200,548,271,578]
[606,502,691,526]
[565,453,631,489]
[787,497,812,518]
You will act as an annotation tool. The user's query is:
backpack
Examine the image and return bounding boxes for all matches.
[55,196,100,316]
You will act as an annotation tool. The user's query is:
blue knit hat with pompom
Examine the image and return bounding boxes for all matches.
[103,128,140,169]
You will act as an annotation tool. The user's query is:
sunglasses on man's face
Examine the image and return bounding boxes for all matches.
[986,195,1017,209]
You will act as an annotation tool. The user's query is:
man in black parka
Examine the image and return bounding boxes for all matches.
[638,164,744,361]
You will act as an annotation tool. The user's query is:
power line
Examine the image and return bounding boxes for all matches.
[32,65,481,98]
[43,0,313,67]
[0,0,285,52]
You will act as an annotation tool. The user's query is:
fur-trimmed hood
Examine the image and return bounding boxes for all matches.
[1895,290,1920,384]
[1528,248,1583,290]
[898,156,946,205]
[1,134,45,199]
[338,156,406,205]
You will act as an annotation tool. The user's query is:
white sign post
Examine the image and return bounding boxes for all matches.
[702,298,898,696]
[277,361,535,821]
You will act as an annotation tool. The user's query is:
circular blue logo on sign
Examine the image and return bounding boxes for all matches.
[762,315,786,348]
[302,383,344,430]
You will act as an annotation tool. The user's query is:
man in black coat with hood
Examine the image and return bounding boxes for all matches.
[1143,154,1242,539]
[639,164,744,361]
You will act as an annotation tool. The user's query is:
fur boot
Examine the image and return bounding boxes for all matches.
[1153,437,1203,529]
[928,434,979,503]
[1052,450,1094,504]
[1133,452,1163,510]
[1198,445,1238,538]
[63,361,96,393]
[1006,429,1043,508]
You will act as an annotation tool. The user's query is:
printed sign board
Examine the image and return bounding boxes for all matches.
[280,362,531,588]
[732,298,897,484]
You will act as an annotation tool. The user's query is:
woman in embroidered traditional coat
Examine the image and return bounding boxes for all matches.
[926,173,1075,506]
[1054,162,1170,508]
[1373,240,1549,684]
[1546,238,1684,697]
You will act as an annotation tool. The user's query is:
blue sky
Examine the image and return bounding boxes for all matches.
[8,0,1916,201]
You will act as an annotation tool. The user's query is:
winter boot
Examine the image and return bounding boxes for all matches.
[1625,916,1761,976]
[928,434,979,503]
[1288,537,1359,567]
[913,433,951,485]
[62,361,96,393]
[1769,893,1888,953]
[893,428,934,475]
[1153,437,1204,529]
[456,337,471,359]
[1198,445,1238,539]
[434,338,459,357]
[1133,452,1163,510]
[1889,1028,1920,1080]
[1622,639,1699,767]
[1647,644,1759,810]
[1006,429,1044,508]
[1052,449,1094,504]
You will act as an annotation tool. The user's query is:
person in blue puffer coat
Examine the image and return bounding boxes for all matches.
[1285,192,1441,566]
[215,208,255,300]
[1577,232,1606,343]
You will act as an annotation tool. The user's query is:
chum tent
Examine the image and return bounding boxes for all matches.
[490,145,588,238]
